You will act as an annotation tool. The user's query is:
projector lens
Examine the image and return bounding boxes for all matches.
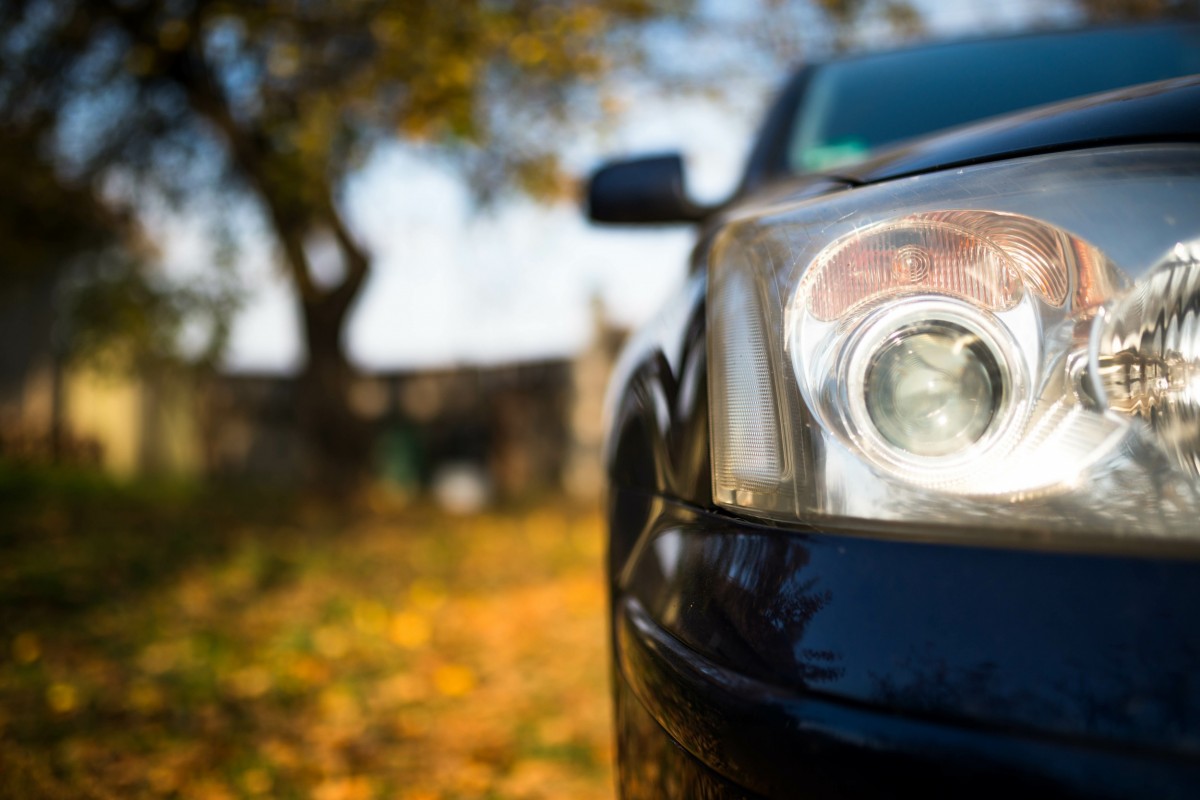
[865,322,1003,457]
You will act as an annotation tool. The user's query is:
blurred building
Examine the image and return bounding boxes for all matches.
[565,297,628,502]
[0,285,626,501]
[0,273,204,477]
[205,360,573,498]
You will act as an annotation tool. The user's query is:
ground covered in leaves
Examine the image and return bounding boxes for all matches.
[0,470,613,799]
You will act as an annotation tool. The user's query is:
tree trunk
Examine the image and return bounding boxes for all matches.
[298,287,371,493]
[94,8,378,491]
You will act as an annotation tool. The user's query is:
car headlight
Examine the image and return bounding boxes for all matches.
[708,146,1200,542]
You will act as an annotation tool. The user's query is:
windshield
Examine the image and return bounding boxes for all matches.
[789,25,1200,173]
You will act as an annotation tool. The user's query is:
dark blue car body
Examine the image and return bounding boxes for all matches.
[599,24,1200,799]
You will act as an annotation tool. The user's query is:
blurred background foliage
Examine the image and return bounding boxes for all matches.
[0,0,701,487]
[0,472,612,799]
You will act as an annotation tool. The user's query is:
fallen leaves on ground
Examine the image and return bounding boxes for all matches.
[0,478,612,799]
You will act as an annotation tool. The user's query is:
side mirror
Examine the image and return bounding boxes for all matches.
[586,153,706,225]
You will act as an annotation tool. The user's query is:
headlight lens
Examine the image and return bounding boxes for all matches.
[865,321,1002,457]
[708,146,1200,541]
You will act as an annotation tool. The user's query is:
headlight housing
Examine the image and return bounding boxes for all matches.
[708,146,1200,542]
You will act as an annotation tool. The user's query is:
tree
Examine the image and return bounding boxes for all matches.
[0,0,689,488]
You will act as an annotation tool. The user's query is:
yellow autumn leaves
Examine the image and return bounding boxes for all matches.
[0,500,612,799]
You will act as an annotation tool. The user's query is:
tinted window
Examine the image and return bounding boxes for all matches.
[790,25,1200,172]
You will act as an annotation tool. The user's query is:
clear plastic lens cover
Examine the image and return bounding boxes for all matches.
[707,146,1200,541]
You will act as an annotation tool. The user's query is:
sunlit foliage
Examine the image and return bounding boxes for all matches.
[0,474,611,798]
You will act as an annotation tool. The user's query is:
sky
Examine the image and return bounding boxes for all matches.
[159,0,1068,375]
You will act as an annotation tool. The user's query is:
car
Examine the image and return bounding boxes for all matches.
[588,21,1200,799]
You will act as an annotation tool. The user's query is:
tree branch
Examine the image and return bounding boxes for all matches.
[94,0,322,300]
[320,193,370,315]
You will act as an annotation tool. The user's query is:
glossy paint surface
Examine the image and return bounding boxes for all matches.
[611,497,1200,798]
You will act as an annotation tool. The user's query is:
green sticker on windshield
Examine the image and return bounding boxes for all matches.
[799,140,870,172]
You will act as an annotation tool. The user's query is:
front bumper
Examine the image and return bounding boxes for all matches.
[611,491,1200,798]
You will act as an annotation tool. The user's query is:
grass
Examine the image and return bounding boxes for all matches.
[0,469,613,799]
